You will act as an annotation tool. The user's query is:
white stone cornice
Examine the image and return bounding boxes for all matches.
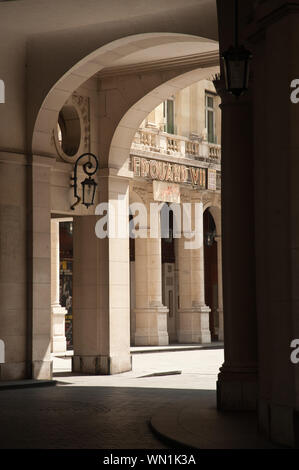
[97,51,219,79]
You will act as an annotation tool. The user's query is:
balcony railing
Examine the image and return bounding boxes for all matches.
[132,127,221,164]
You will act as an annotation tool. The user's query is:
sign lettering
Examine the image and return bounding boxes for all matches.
[131,156,216,191]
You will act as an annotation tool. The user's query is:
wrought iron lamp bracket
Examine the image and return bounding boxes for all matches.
[70,152,99,210]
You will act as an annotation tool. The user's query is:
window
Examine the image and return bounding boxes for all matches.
[163,99,174,134]
[57,105,81,157]
[205,93,216,144]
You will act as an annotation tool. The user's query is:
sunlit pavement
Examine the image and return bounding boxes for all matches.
[53,347,224,390]
[0,348,223,449]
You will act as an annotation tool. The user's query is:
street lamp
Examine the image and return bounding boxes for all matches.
[204,229,216,247]
[70,152,99,210]
[221,0,252,97]
[204,210,216,247]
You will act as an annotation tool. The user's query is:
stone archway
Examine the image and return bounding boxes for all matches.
[108,67,218,174]
[30,33,218,159]
[27,31,220,378]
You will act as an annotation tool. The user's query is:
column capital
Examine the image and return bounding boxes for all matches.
[29,154,56,167]
[190,194,203,204]
[98,167,133,181]
[249,0,299,42]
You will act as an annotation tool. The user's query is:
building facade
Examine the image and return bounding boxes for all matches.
[51,79,223,353]
[128,80,222,345]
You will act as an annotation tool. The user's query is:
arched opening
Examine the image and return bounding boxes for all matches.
[30,32,218,159]
[59,221,74,351]
[161,204,177,343]
[126,72,221,353]
[203,208,218,340]
[50,216,74,374]
[27,29,221,380]
[57,105,81,157]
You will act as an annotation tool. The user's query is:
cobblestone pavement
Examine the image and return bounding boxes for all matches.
[0,348,224,449]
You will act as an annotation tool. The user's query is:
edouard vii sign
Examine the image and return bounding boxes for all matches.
[131,156,217,191]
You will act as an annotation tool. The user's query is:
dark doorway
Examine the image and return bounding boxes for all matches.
[59,221,73,350]
[203,209,218,341]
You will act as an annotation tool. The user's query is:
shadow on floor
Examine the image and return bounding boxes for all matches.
[0,383,279,449]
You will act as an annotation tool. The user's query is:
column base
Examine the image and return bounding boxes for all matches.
[0,361,53,381]
[217,364,257,411]
[177,306,211,343]
[52,336,67,354]
[0,361,27,380]
[258,399,299,447]
[72,353,132,375]
[217,308,224,341]
[31,360,53,380]
[134,305,169,346]
[51,305,67,354]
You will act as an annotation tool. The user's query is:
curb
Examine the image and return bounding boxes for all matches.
[0,380,57,391]
[131,344,224,355]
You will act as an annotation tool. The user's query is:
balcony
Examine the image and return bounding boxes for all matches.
[131,127,221,166]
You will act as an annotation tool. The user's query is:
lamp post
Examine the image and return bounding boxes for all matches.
[221,0,252,97]
[70,152,99,210]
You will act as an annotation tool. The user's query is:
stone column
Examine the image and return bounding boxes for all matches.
[177,199,211,343]
[72,172,131,374]
[27,156,53,380]
[176,234,192,342]
[214,82,258,410]
[50,219,67,354]
[249,0,299,446]
[215,0,258,414]
[0,153,28,380]
[215,235,224,341]
[134,201,169,346]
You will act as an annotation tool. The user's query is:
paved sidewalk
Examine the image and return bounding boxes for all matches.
[0,349,223,449]
[150,403,280,449]
[53,349,224,391]
[0,348,280,449]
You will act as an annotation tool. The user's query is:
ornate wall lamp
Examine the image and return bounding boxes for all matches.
[70,152,99,210]
[204,210,216,247]
[221,0,252,97]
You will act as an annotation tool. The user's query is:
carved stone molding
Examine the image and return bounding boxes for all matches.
[72,93,90,153]
[130,183,150,204]
[53,93,90,163]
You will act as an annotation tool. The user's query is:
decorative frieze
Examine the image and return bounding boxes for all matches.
[131,155,218,191]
